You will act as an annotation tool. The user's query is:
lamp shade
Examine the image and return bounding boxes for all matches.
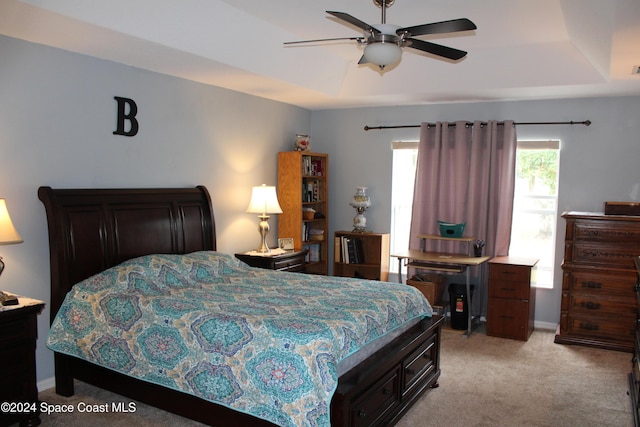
[246,185,283,215]
[363,42,402,67]
[0,199,22,245]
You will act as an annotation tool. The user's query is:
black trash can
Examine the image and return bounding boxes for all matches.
[448,283,474,330]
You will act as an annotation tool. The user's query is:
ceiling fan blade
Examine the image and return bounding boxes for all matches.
[327,11,380,34]
[406,38,467,60]
[284,36,365,45]
[398,18,477,37]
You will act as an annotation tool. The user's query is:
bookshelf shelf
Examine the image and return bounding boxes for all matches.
[277,152,328,275]
[333,231,390,281]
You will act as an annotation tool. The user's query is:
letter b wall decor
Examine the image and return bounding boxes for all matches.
[113,96,139,137]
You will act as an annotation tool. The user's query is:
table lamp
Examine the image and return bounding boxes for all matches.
[246,184,283,253]
[350,187,371,232]
[0,198,23,305]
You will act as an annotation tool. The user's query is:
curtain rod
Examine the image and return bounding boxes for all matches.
[363,120,591,131]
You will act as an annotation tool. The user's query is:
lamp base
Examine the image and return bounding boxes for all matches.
[255,215,272,253]
[352,207,369,233]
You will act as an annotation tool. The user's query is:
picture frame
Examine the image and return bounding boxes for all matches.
[278,237,294,250]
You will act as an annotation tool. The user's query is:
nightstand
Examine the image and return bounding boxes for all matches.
[0,297,45,427]
[487,257,538,341]
[235,249,308,273]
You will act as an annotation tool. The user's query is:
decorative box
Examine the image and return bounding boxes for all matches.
[604,202,640,216]
[407,273,447,305]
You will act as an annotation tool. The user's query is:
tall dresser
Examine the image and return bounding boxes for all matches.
[555,212,640,352]
[629,256,640,427]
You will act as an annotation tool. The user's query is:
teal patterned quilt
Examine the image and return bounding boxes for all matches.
[47,251,432,427]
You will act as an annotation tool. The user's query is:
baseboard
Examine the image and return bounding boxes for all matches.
[534,320,558,331]
[38,376,55,392]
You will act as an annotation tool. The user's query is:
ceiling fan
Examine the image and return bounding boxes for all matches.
[284,0,477,70]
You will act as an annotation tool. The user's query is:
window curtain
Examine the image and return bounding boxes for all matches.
[408,120,517,314]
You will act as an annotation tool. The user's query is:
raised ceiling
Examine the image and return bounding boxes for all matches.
[2,0,640,110]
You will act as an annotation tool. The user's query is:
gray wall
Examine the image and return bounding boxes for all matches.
[4,32,640,387]
[311,97,640,329]
[0,35,311,386]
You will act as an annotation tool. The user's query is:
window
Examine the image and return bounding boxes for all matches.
[389,139,560,288]
[508,140,560,288]
[390,141,418,274]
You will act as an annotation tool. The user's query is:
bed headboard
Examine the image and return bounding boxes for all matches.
[38,186,216,322]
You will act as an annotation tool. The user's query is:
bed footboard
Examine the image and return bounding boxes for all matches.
[332,315,443,426]
[51,315,442,427]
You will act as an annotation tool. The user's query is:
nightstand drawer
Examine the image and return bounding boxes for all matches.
[489,279,530,299]
[487,297,530,340]
[272,257,305,272]
[0,346,29,371]
[0,318,30,342]
[235,250,307,273]
[489,263,531,283]
[488,263,532,300]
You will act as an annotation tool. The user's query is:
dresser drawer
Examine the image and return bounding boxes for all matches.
[565,269,637,296]
[568,241,640,269]
[572,219,640,244]
[564,313,636,342]
[403,335,436,395]
[350,368,400,427]
[567,293,637,317]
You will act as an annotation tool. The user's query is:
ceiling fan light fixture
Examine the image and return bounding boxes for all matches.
[363,42,402,68]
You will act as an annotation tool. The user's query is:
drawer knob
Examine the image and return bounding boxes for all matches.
[581,281,602,289]
[580,301,601,310]
[579,322,599,331]
[406,368,415,375]
[382,388,392,395]
[358,410,367,418]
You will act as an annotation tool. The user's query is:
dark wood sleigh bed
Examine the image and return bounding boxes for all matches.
[38,185,443,427]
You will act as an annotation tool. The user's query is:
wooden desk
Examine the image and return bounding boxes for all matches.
[393,239,490,336]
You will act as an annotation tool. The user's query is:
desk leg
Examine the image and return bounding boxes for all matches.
[465,268,472,336]
[463,264,483,337]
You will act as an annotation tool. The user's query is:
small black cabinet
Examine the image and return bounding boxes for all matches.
[235,250,307,273]
[0,298,45,427]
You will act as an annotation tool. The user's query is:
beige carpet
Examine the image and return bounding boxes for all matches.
[37,325,633,427]
[397,325,633,427]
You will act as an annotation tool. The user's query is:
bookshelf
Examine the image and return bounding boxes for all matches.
[333,231,390,281]
[277,152,328,275]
